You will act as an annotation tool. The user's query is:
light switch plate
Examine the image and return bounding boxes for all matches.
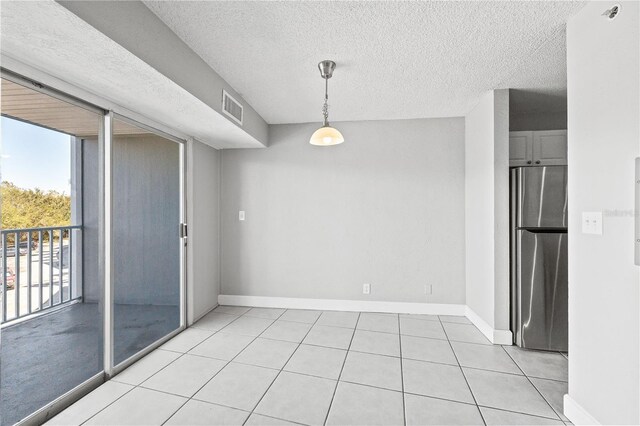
[239,211,245,221]
[363,283,371,295]
[582,212,603,235]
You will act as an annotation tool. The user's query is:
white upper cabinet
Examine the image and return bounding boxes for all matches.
[509,131,534,166]
[533,130,567,166]
[509,130,567,166]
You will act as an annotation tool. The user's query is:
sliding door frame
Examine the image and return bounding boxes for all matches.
[1,68,108,426]
[2,67,189,422]
[106,112,188,377]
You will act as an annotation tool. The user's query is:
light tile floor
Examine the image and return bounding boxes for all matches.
[49,307,571,426]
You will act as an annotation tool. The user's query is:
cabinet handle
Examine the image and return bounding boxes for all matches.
[535,160,541,164]
[527,160,532,164]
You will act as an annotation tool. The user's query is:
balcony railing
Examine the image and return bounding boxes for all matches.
[1,225,82,325]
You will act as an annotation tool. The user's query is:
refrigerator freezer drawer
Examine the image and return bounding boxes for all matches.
[516,230,568,352]
[517,166,568,228]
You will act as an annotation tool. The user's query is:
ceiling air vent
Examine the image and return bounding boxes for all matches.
[222,90,243,125]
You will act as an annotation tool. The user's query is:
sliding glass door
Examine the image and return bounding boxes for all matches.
[0,71,186,424]
[0,75,104,425]
[110,115,185,367]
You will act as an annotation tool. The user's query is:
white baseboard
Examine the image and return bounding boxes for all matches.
[465,306,513,345]
[218,295,514,345]
[218,295,466,316]
[564,394,600,425]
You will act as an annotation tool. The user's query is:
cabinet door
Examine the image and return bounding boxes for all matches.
[509,131,533,166]
[533,130,567,166]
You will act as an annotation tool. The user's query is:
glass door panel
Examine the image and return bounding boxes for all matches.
[0,76,104,425]
[111,116,183,365]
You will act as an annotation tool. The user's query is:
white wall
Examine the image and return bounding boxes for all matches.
[220,118,466,305]
[464,89,511,335]
[565,2,639,424]
[187,140,222,324]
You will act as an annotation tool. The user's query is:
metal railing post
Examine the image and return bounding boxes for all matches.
[69,228,73,302]
[49,230,54,308]
[39,230,43,312]
[59,228,64,303]
[15,231,20,319]
[27,231,32,314]
[2,233,7,323]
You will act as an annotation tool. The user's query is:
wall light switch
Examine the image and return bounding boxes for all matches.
[582,212,603,235]
[363,283,371,295]
[239,211,245,221]
[424,284,432,295]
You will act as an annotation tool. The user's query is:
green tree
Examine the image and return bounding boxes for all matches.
[1,182,71,241]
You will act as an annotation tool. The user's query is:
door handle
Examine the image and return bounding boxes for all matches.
[633,157,640,266]
[535,160,541,164]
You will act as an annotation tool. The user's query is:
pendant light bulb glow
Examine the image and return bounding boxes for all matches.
[310,126,344,146]
[309,60,344,146]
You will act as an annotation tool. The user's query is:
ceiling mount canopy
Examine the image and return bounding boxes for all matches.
[318,60,336,79]
[309,60,344,146]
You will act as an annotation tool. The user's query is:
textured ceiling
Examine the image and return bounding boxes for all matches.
[144,1,586,124]
[0,1,263,148]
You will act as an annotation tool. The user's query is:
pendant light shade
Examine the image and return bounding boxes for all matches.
[310,126,344,146]
[309,60,344,146]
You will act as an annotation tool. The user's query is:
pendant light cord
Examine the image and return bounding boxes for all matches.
[322,77,329,127]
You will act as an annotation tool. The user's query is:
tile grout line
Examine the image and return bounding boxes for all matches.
[234,330,559,380]
[55,311,371,424]
[438,316,488,426]
[500,346,564,421]
[150,310,265,426]
[160,308,283,425]
[398,314,407,426]
[70,309,566,426]
[114,364,566,425]
[322,312,361,426]
[476,403,569,422]
[76,382,137,426]
[156,311,255,426]
[80,348,192,425]
[243,309,325,426]
[168,305,306,426]
[76,320,233,426]
[202,312,564,424]
[178,375,501,423]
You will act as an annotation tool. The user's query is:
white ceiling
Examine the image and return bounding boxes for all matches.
[144,1,586,124]
[0,0,264,148]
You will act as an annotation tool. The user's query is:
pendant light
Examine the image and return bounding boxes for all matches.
[309,60,344,146]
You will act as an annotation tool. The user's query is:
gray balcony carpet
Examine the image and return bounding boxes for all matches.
[0,302,179,426]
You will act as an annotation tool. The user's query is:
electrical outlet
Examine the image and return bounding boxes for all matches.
[363,283,371,295]
[424,284,432,295]
[239,211,245,221]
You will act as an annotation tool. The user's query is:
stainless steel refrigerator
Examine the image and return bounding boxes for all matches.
[510,166,568,352]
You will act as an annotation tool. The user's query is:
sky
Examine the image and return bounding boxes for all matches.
[1,116,71,194]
